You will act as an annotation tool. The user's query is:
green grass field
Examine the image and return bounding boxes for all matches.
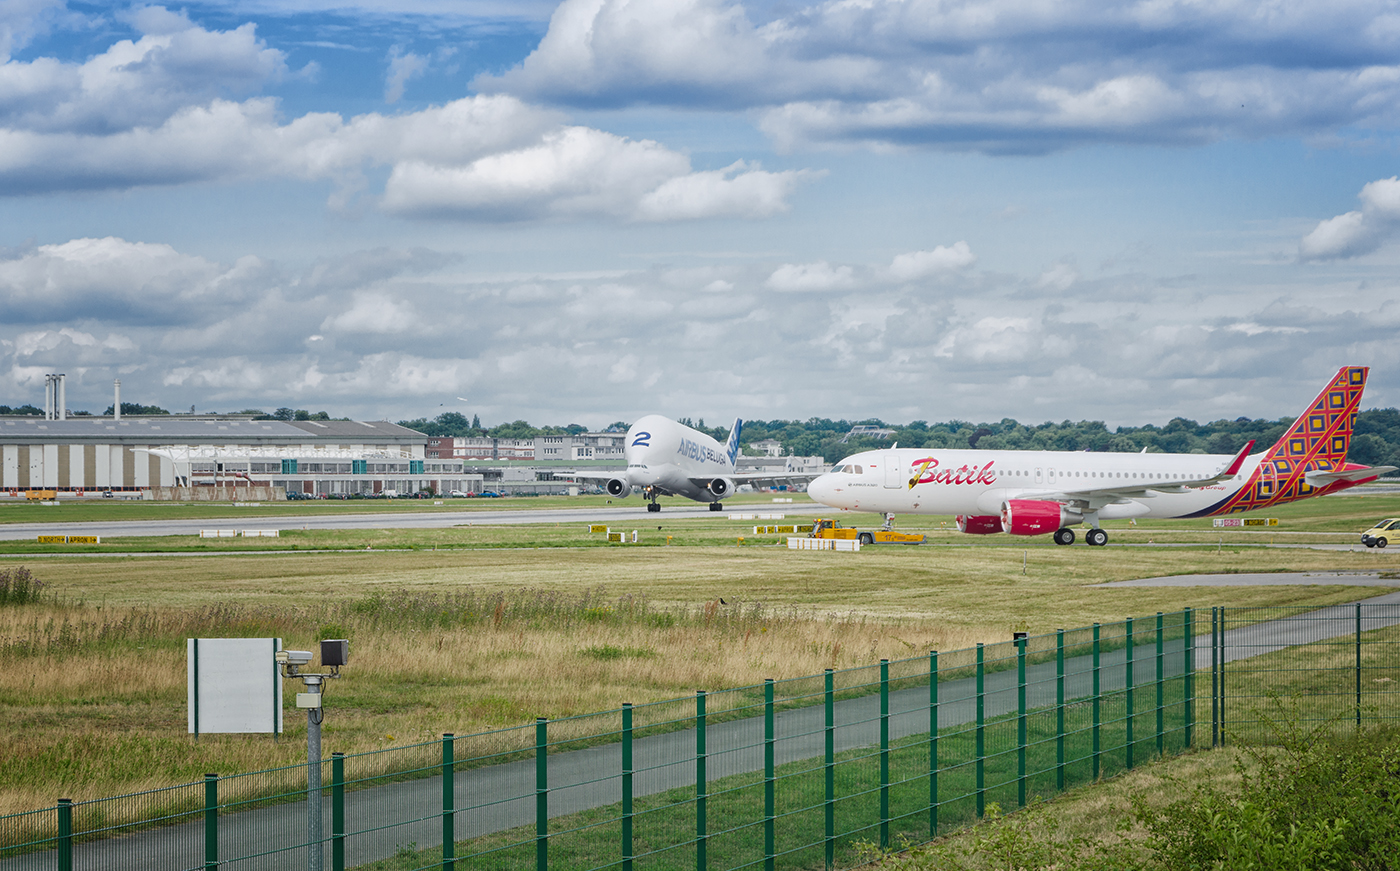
[0,491,1396,812]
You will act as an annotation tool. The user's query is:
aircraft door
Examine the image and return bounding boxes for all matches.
[1048,468,1056,484]
[1035,467,1043,484]
[883,452,901,488]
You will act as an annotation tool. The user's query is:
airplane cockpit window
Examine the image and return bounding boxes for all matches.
[854,465,863,474]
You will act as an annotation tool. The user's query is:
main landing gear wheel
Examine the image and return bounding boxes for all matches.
[647,503,661,513]
[709,502,723,512]
[1053,528,1075,546]
[1086,528,1108,547]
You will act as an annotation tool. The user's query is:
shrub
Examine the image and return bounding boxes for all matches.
[0,566,44,605]
[1135,707,1400,871]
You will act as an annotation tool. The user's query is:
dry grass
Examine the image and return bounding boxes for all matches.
[0,529,1393,814]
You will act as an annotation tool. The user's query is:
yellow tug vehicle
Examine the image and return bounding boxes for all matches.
[809,517,926,546]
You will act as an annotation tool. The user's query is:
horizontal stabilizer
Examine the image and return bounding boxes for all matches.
[1304,465,1397,488]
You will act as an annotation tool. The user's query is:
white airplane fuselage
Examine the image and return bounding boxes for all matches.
[614,414,742,505]
[808,448,1253,520]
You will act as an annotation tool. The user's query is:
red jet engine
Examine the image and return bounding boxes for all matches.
[1000,500,1081,536]
[955,515,1004,535]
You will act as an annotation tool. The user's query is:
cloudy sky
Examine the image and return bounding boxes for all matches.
[2,0,1398,429]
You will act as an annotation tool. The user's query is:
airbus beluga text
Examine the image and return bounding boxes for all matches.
[571,415,816,512]
[807,367,1395,546]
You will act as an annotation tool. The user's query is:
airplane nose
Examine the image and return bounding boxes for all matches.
[808,474,835,504]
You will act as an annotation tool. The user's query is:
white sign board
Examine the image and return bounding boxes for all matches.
[187,638,284,735]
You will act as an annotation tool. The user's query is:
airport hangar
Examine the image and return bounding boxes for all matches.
[0,416,486,499]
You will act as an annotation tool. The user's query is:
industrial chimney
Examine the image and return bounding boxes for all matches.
[114,379,121,421]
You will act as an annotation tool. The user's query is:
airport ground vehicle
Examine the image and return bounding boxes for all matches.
[809,517,925,545]
[1361,518,1400,548]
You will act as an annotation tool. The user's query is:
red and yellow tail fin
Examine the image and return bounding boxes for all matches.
[1263,366,1368,466]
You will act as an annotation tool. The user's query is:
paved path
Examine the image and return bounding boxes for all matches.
[1096,572,1400,587]
[0,503,826,541]
[14,591,1399,871]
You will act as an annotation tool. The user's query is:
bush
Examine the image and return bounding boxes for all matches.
[1136,709,1400,871]
[0,566,44,605]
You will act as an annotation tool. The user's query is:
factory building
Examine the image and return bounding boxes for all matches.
[0,416,474,499]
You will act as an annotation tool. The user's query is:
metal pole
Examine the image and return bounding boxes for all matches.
[975,644,985,818]
[1211,607,1219,748]
[880,659,890,850]
[623,705,633,871]
[57,799,72,871]
[824,669,834,871]
[536,718,548,871]
[1356,602,1364,728]
[1017,638,1026,808]
[443,735,455,871]
[332,754,345,871]
[307,680,323,871]
[1056,630,1065,792]
[205,774,218,871]
[696,691,707,871]
[1156,612,1164,759]
[1092,625,1101,780]
[929,651,938,838]
[1218,608,1227,747]
[764,679,775,871]
[1126,617,1135,770]
[1184,608,1195,749]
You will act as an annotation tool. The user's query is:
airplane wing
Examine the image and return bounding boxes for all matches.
[561,470,625,482]
[687,471,822,491]
[1031,441,1257,510]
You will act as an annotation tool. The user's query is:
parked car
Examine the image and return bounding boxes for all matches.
[478,490,502,498]
[1361,518,1400,548]
[449,490,467,497]
[285,491,313,500]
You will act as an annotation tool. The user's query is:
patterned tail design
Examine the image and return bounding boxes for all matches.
[724,419,744,469]
[1198,366,1369,516]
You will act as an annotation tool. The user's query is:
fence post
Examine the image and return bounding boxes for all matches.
[697,691,707,871]
[975,644,985,818]
[442,735,455,871]
[536,718,548,871]
[765,679,775,871]
[57,799,72,871]
[1126,616,1135,770]
[204,774,218,871]
[929,651,939,838]
[1092,625,1101,781]
[1156,612,1164,759]
[880,659,890,850]
[1218,608,1226,747]
[1184,608,1194,749]
[623,705,633,871]
[1016,638,1026,808]
[1056,630,1065,792]
[332,753,345,871]
[1211,607,1219,748]
[825,669,834,871]
[1356,602,1363,728]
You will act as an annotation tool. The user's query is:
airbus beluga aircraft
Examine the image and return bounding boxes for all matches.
[572,415,816,512]
[808,367,1394,546]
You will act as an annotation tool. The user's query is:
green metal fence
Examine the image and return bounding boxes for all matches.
[3,602,1397,871]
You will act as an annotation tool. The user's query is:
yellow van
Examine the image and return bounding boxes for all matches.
[1361,518,1400,548]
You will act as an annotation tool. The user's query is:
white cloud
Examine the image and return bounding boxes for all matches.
[887,242,976,281]
[4,235,1398,425]
[0,7,290,135]
[480,0,1400,153]
[322,293,418,334]
[384,47,428,105]
[1299,176,1400,260]
[765,260,854,292]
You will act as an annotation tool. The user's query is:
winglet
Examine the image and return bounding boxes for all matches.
[1223,440,1255,477]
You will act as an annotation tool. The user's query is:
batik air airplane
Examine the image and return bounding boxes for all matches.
[807,367,1394,546]
[572,415,815,512]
